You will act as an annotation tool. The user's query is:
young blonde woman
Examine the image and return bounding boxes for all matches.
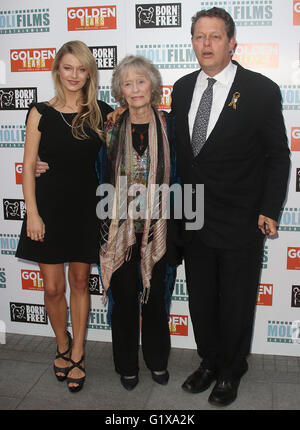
[16,41,112,393]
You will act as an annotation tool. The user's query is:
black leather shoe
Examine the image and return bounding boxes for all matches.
[151,370,169,385]
[208,378,240,407]
[120,375,139,391]
[182,365,216,393]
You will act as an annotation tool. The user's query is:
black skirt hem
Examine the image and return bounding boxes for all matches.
[15,254,99,265]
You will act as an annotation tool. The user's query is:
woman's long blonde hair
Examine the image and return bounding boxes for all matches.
[51,40,104,140]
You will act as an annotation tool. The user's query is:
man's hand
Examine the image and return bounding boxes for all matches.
[258,214,277,236]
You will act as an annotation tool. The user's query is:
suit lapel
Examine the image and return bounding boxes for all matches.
[181,70,200,160]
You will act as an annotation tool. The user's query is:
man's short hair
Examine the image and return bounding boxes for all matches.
[191,7,236,40]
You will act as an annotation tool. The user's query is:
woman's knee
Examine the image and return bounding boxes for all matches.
[39,264,65,300]
[68,270,89,293]
[44,279,65,300]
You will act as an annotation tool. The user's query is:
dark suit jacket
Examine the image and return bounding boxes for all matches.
[171,61,290,249]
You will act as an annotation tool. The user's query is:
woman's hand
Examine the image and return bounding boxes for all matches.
[107,106,126,123]
[35,157,49,177]
[26,213,45,242]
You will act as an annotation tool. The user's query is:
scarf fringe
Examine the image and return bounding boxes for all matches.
[141,285,151,304]
[125,245,132,262]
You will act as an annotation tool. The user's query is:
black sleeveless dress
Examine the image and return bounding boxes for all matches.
[15,100,113,264]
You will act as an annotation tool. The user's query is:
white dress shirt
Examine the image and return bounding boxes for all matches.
[188,61,237,140]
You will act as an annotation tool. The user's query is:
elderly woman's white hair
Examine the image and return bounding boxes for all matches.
[111,55,162,107]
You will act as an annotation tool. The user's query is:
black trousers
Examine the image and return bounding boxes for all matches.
[184,235,264,380]
[110,239,170,376]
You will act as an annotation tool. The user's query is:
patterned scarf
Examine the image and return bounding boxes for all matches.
[100,108,170,303]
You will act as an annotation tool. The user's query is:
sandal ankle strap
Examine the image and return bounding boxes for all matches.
[68,355,85,373]
[55,331,72,361]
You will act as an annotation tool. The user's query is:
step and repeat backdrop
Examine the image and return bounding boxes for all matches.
[0,0,299,356]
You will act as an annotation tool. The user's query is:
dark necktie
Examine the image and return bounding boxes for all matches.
[191,77,216,157]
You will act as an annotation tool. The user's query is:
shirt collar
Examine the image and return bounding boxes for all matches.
[200,61,237,86]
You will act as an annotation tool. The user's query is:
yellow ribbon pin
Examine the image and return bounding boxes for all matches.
[228,92,240,110]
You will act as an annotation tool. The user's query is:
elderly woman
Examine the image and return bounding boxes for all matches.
[100,55,179,390]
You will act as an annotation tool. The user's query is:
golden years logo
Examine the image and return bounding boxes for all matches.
[291,127,300,151]
[233,43,278,68]
[169,314,188,336]
[10,48,56,72]
[294,0,300,25]
[287,247,300,270]
[257,283,273,306]
[67,6,116,31]
[157,85,173,110]
[21,270,44,291]
[15,163,23,184]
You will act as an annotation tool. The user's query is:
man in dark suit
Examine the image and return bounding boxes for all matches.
[171,7,290,407]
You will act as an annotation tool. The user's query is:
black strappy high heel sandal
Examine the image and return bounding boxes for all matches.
[66,355,86,393]
[53,331,72,382]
